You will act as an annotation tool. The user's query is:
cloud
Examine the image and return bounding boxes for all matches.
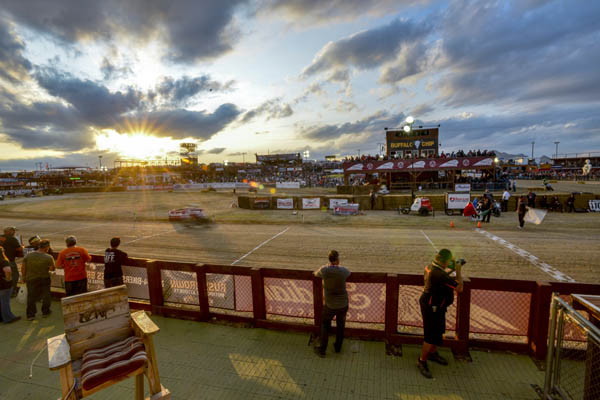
[298,110,406,142]
[1,0,249,63]
[335,100,358,112]
[0,99,95,150]
[240,98,293,123]
[34,68,143,127]
[207,147,226,154]
[301,18,432,78]
[155,75,235,106]
[411,103,434,116]
[293,82,326,104]
[117,104,241,140]
[0,18,32,83]
[260,0,425,25]
[100,57,132,81]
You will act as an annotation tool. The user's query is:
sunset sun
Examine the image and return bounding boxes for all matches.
[96,130,177,159]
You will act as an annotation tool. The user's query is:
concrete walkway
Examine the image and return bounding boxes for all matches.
[1,298,545,399]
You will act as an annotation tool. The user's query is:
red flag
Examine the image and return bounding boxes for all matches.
[463,202,477,217]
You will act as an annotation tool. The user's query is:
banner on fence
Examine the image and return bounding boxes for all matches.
[446,192,470,209]
[276,182,300,189]
[589,200,600,212]
[329,198,349,209]
[455,184,471,192]
[253,198,270,209]
[302,198,320,209]
[277,198,294,209]
[333,204,360,215]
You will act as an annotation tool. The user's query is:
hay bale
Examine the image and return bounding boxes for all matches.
[238,196,250,209]
[353,196,371,210]
[383,195,411,210]
[336,186,353,195]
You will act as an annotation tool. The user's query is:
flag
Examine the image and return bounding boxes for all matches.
[463,202,477,217]
[524,208,547,225]
[472,197,478,209]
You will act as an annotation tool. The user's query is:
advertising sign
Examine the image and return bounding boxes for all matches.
[455,184,471,192]
[302,198,320,209]
[277,198,294,209]
[253,198,270,209]
[446,192,471,209]
[329,198,349,209]
[343,156,494,173]
[333,204,360,215]
[276,182,301,189]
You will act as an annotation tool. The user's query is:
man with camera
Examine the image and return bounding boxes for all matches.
[417,249,464,378]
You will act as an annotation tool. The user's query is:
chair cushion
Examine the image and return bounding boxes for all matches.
[81,336,147,391]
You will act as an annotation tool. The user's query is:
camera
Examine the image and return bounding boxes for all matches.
[457,258,466,266]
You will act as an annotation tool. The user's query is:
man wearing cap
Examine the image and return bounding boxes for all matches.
[56,236,91,296]
[22,239,55,320]
[417,249,464,378]
[0,226,24,297]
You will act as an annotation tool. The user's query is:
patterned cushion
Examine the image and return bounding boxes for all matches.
[81,336,147,391]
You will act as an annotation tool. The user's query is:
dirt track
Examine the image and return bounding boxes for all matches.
[1,208,598,283]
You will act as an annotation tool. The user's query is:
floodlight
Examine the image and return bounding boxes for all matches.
[405,116,414,124]
[403,125,411,133]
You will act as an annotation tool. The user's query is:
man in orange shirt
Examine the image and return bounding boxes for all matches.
[56,236,91,297]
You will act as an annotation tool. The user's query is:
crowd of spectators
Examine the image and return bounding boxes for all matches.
[344,149,496,162]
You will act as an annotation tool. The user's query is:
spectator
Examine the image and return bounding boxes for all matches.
[566,194,575,213]
[0,247,20,323]
[56,236,91,297]
[517,196,528,229]
[0,226,23,297]
[22,239,55,320]
[481,197,492,223]
[540,195,548,210]
[104,237,128,288]
[550,196,563,212]
[418,249,464,379]
[501,189,510,212]
[527,191,536,208]
[313,250,351,357]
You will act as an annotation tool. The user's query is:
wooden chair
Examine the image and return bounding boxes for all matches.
[47,285,170,400]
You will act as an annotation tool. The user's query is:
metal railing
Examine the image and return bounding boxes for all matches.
[542,295,600,399]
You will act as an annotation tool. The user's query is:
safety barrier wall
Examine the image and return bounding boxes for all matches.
[48,254,600,359]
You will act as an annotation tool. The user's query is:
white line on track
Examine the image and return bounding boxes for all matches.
[420,230,438,252]
[231,226,291,265]
[476,229,575,282]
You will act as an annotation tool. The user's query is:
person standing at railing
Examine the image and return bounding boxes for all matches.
[56,235,91,296]
[313,250,351,357]
[104,237,128,288]
[418,249,464,379]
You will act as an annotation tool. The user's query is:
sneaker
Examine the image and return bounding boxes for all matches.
[27,316,35,321]
[313,347,325,358]
[518,226,523,229]
[334,344,341,353]
[7,316,21,323]
[42,311,52,318]
[428,352,448,365]
[417,359,432,379]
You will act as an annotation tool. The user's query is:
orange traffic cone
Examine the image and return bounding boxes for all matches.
[477,221,481,228]
[450,221,455,228]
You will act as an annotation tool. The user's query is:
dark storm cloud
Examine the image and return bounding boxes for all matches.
[298,110,406,141]
[434,0,600,107]
[260,0,426,24]
[34,69,143,127]
[156,75,235,106]
[301,18,432,78]
[118,104,241,140]
[0,19,32,83]
[0,0,248,63]
[240,98,293,123]
[0,100,94,150]
[207,147,226,154]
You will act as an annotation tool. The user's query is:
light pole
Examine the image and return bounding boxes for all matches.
[98,155,103,170]
[241,152,247,164]
[554,141,560,159]
[531,141,535,161]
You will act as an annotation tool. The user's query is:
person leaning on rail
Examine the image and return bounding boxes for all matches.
[417,249,465,379]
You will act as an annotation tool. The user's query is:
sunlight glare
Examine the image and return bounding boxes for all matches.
[96,130,177,159]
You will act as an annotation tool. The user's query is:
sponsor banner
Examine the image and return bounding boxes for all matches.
[172,182,250,190]
[333,204,360,216]
[455,184,471,192]
[253,197,270,209]
[276,182,301,189]
[256,153,301,162]
[302,198,320,209]
[329,198,349,209]
[343,156,495,173]
[127,185,174,191]
[446,192,470,209]
[277,198,294,209]
[589,200,600,212]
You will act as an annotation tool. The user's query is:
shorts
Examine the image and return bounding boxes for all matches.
[420,293,446,346]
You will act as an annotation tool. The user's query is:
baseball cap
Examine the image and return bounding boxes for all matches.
[29,235,41,245]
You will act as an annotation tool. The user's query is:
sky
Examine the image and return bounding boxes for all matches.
[0,0,599,171]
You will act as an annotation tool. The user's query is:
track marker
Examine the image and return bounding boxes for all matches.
[476,229,575,282]
[420,230,439,252]
[231,226,291,265]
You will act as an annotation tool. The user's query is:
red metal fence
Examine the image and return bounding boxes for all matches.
[49,254,600,359]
